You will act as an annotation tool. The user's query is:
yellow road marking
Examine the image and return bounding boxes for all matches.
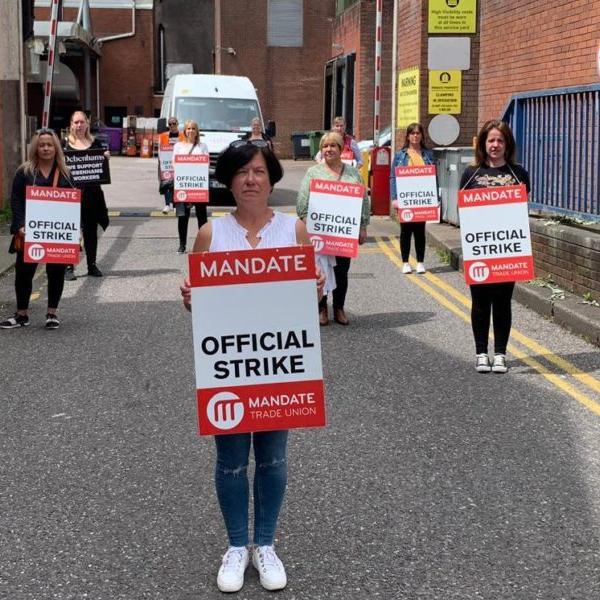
[382,238,600,398]
[376,237,600,414]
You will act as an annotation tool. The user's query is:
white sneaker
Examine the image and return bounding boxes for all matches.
[161,205,169,214]
[168,203,174,211]
[476,353,491,373]
[416,262,426,274]
[402,263,412,274]
[252,545,287,591]
[492,354,508,374]
[217,546,249,593]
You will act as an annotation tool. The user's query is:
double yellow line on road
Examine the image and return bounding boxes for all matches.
[375,237,600,417]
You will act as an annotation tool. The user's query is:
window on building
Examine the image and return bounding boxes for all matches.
[336,0,359,15]
[268,0,303,47]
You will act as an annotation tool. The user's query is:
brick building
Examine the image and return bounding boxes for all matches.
[327,0,393,141]
[216,0,336,157]
[32,0,155,130]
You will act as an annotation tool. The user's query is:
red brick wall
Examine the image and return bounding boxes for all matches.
[34,7,155,119]
[332,0,393,141]
[219,0,335,158]
[478,0,600,124]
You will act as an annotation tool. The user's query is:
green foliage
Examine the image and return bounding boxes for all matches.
[436,248,451,264]
[0,204,11,225]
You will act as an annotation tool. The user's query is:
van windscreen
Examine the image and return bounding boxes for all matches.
[175,98,261,132]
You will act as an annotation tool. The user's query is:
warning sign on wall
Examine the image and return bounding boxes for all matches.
[428,70,462,114]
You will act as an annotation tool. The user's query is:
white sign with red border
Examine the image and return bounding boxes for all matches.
[24,186,81,264]
[341,149,357,166]
[458,184,534,285]
[306,179,364,258]
[394,164,439,223]
[174,154,209,202]
[189,245,325,436]
[159,143,174,182]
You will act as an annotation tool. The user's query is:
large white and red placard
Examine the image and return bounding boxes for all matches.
[458,184,534,285]
[159,143,174,182]
[174,154,209,202]
[394,165,439,223]
[306,179,364,258]
[189,245,325,436]
[24,186,81,264]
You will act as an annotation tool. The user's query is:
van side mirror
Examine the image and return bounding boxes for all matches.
[157,118,168,133]
[265,120,276,138]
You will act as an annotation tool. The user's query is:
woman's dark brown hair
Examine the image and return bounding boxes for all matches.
[402,123,429,151]
[475,119,517,166]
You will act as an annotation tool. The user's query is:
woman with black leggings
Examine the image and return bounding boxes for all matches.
[0,129,74,330]
[459,119,531,374]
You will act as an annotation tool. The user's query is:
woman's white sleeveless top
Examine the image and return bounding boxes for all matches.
[209,211,298,252]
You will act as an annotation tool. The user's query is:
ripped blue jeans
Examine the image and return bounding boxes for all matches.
[214,430,288,547]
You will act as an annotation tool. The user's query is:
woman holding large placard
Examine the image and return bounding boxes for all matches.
[180,140,323,593]
[0,130,73,330]
[64,110,109,280]
[459,120,530,374]
[173,120,209,254]
[390,123,435,274]
[297,131,370,326]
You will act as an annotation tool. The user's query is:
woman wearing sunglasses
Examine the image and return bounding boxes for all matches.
[0,129,74,330]
[63,110,110,279]
[158,117,184,214]
[296,131,370,326]
[180,139,323,593]
[172,120,209,253]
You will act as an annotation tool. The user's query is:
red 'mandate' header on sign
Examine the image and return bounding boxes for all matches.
[189,246,316,287]
[458,184,527,208]
[395,165,436,178]
[174,154,209,164]
[27,186,81,203]
[309,179,364,198]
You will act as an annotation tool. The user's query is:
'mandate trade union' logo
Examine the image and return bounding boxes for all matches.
[469,261,490,283]
[27,244,46,261]
[176,190,188,202]
[401,209,414,222]
[206,391,244,430]
[310,236,325,253]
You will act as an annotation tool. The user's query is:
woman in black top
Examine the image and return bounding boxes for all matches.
[459,119,531,374]
[241,117,273,150]
[64,111,109,279]
[0,129,74,330]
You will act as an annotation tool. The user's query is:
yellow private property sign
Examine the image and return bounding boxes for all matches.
[397,67,420,129]
[429,0,476,34]
[428,70,462,114]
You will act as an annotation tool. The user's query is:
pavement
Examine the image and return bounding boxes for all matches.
[2,154,599,347]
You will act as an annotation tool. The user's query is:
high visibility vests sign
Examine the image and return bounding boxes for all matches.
[24,186,81,264]
[394,165,440,223]
[189,245,326,436]
[458,184,534,285]
[306,179,364,258]
[174,154,209,202]
[159,144,174,182]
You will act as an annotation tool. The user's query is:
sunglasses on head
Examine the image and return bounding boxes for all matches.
[168,121,178,126]
[36,127,54,135]
[230,139,269,149]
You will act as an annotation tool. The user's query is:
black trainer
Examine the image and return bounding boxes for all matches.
[65,265,77,281]
[45,313,60,330]
[0,313,30,329]
[177,245,186,254]
[87,264,103,277]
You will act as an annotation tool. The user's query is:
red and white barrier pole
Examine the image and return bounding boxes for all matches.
[42,0,62,128]
[373,0,382,142]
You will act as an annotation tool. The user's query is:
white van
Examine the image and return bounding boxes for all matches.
[159,74,274,199]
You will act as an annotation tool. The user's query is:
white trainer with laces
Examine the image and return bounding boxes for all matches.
[252,545,287,591]
[217,546,249,593]
[161,205,170,214]
[476,353,491,373]
[492,353,508,373]
[402,262,412,274]
[416,262,426,274]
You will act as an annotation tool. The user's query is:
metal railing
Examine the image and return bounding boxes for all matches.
[502,84,600,222]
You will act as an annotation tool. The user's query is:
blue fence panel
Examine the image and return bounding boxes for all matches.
[501,84,600,222]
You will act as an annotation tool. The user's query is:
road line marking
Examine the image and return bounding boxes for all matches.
[376,237,600,415]
[383,238,600,398]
